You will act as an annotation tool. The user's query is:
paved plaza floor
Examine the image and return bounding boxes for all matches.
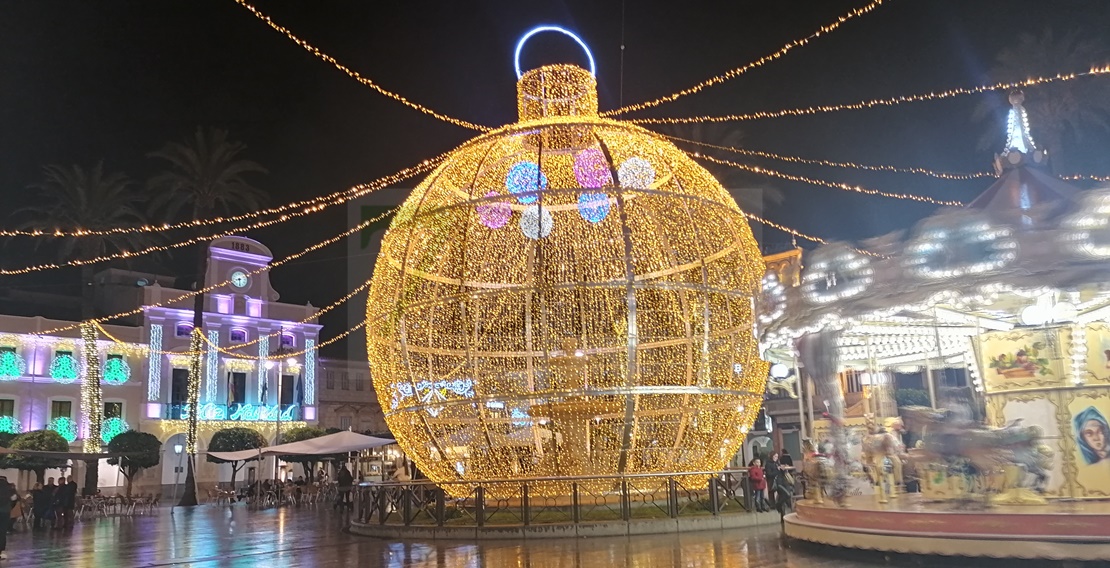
[0,505,1086,567]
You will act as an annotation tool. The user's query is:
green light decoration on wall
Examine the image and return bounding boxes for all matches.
[103,358,130,385]
[50,354,79,384]
[0,415,22,435]
[100,417,129,444]
[0,351,26,380]
[48,416,78,443]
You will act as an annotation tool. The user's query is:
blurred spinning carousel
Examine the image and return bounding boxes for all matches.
[763,92,1110,560]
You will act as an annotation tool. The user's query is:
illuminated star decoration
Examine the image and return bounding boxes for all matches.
[0,351,26,380]
[103,357,131,385]
[0,415,21,435]
[100,417,130,444]
[50,354,80,384]
[48,416,78,444]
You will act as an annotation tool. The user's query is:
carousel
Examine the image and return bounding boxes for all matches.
[763,91,1110,560]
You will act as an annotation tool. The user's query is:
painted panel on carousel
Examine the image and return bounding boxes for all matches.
[1082,323,1110,386]
[1065,389,1110,497]
[997,395,1067,496]
[980,329,1067,391]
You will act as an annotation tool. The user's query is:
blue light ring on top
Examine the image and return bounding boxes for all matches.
[514,26,597,79]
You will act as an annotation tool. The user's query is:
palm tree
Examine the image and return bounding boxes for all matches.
[974,29,1110,175]
[147,127,267,507]
[12,162,151,496]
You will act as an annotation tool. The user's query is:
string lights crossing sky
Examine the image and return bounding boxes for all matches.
[0,157,440,239]
[32,206,400,337]
[629,66,1110,125]
[0,158,436,275]
[231,0,490,132]
[692,153,965,207]
[602,0,893,117]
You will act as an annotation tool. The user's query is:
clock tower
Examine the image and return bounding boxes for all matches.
[206,236,279,309]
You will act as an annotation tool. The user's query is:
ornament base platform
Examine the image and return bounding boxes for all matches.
[784,494,1110,561]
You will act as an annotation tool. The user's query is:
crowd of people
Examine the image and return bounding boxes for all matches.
[0,474,80,559]
[747,449,795,513]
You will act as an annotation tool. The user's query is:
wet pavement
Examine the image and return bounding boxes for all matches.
[0,505,1088,567]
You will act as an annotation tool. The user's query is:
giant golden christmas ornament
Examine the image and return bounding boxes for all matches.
[367,54,767,493]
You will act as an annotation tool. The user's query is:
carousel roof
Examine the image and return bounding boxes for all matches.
[757,91,1110,378]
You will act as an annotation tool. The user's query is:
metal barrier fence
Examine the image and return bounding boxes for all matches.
[352,469,755,527]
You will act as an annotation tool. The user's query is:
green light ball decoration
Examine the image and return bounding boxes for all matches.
[103,358,130,385]
[0,351,26,380]
[48,417,78,444]
[0,416,22,435]
[100,417,129,444]
[50,354,79,384]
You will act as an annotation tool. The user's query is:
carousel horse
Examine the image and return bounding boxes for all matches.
[900,406,1044,506]
[800,439,837,505]
[860,415,906,503]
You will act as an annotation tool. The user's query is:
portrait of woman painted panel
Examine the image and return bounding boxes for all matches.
[1075,406,1110,465]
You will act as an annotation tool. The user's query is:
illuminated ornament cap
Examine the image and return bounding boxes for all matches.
[1004,90,1036,155]
[366,31,766,494]
[994,90,1047,173]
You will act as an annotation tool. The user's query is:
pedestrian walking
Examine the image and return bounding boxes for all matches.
[335,464,354,511]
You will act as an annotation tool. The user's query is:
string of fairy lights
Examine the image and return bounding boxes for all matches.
[630,65,1110,125]
[31,206,401,337]
[670,135,1110,183]
[666,135,994,181]
[0,159,435,275]
[0,157,441,238]
[692,152,965,206]
[230,0,490,132]
[602,0,893,117]
[743,212,883,258]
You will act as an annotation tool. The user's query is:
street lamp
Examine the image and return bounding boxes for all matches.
[268,342,297,481]
[171,443,184,503]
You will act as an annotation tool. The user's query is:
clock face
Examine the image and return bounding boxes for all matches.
[230,270,250,289]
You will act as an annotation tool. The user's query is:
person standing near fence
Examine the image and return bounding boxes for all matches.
[748,459,768,512]
[30,483,49,530]
[335,464,354,511]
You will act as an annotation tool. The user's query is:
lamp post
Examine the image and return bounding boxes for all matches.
[171,443,184,503]
[267,343,297,481]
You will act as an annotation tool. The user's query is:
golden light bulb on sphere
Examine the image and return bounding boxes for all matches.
[367,64,768,495]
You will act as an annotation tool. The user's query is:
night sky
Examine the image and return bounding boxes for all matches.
[1,0,1108,356]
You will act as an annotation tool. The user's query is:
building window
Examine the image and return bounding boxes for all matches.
[340,372,350,390]
[103,401,123,420]
[325,371,336,390]
[355,373,365,391]
[175,322,194,337]
[230,372,247,405]
[230,329,247,343]
[0,399,13,417]
[339,416,351,430]
[51,400,73,420]
[280,333,296,348]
